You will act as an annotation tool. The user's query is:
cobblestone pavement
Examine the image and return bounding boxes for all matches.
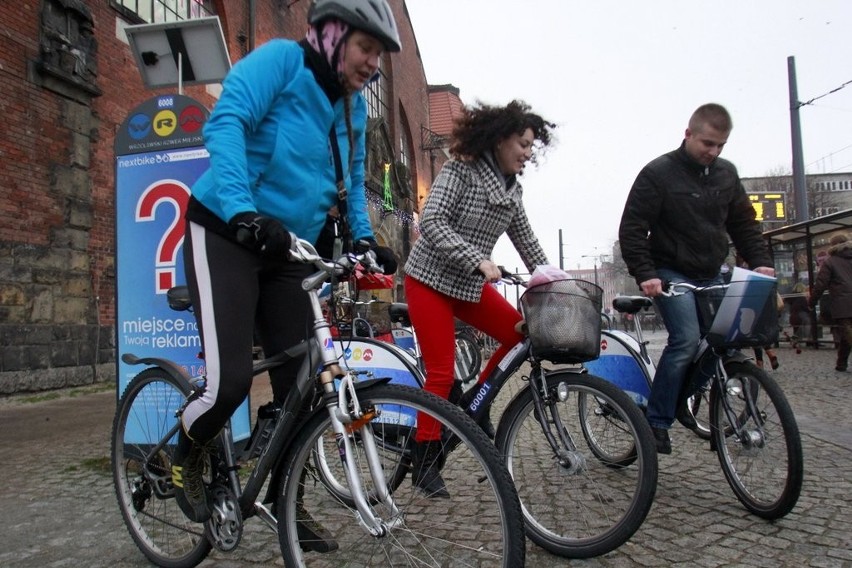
[0,331,850,567]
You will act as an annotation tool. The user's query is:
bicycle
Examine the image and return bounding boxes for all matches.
[111,238,525,567]
[585,272,803,519]
[326,277,483,386]
[372,270,659,559]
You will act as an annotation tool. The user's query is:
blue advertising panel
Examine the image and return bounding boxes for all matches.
[115,94,250,442]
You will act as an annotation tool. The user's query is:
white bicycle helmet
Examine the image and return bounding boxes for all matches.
[308,0,402,52]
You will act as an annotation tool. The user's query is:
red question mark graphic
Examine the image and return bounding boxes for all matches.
[136,180,191,294]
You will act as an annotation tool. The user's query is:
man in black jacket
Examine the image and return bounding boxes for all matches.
[618,103,775,454]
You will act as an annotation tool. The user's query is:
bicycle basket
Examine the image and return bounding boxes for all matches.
[519,279,603,363]
[697,271,779,349]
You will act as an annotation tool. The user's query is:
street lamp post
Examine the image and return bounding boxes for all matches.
[580,254,600,287]
[581,251,612,288]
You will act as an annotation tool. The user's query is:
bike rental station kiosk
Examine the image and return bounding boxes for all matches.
[115,18,250,442]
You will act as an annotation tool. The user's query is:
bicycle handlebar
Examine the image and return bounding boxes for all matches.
[661,280,730,297]
[290,237,383,292]
[497,266,527,287]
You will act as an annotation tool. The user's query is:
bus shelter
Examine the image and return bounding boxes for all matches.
[763,209,852,347]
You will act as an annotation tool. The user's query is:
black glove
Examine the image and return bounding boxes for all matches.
[229,212,291,258]
[364,238,398,275]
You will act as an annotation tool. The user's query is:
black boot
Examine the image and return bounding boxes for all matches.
[171,426,212,523]
[295,469,338,553]
[411,440,449,498]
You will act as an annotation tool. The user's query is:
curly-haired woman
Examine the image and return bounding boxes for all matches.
[403,100,556,497]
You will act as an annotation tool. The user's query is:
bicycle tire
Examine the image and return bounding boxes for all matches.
[277,383,525,567]
[454,330,482,385]
[112,367,212,568]
[496,371,658,559]
[578,391,639,468]
[686,387,712,440]
[710,361,803,519]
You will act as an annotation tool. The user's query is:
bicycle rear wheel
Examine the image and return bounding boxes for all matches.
[112,367,212,568]
[277,384,524,567]
[711,361,803,519]
[454,330,482,385]
[497,371,658,558]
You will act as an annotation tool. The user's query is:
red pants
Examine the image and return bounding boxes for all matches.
[404,275,524,441]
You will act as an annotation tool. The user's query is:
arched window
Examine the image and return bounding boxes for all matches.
[364,57,390,120]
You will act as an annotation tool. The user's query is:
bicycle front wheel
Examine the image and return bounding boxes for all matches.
[711,361,803,519]
[111,367,212,568]
[497,371,658,559]
[277,383,524,567]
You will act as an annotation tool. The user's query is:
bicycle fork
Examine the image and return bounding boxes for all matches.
[329,372,403,536]
[527,365,587,474]
[712,359,768,450]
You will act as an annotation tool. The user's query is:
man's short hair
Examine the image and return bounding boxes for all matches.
[689,103,732,133]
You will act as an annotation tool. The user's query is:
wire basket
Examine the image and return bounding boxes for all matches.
[519,279,603,363]
[696,276,779,348]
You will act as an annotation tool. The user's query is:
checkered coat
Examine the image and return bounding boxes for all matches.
[404,155,548,302]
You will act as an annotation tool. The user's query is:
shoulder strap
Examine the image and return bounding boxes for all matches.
[328,128,351,257]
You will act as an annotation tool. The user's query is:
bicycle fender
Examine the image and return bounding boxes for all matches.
[121,352,193,383]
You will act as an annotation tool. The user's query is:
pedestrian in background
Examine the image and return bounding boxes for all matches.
[808,233,852,372]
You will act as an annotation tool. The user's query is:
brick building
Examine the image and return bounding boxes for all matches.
[0,0,452,394]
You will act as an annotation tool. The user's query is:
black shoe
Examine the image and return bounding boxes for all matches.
[651,427,672,455]
[835,366,847,372]
[411,440,449,498]
[296,503,338,553]
[768,353,780,370]
[675,399,697,431]
[292,469,337,553]
[171,427,211,522]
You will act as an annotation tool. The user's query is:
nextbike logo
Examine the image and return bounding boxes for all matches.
[468,382,492,413]
[344,347,374,362]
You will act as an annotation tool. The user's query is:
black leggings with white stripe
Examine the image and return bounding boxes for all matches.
[181,221,313,444]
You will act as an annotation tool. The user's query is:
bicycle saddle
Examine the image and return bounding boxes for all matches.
[167,285,192,311]
[612,296,653,315]
[388,303,411,326]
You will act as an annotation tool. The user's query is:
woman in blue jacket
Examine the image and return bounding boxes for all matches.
[173,0,399,533]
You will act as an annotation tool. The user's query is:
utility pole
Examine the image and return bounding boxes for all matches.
[788,56,809,222]
[558,229,564,270]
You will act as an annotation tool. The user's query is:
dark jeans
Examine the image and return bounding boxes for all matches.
[647,268,723,430]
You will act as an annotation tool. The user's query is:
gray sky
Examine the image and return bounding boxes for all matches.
[406,0,852,272]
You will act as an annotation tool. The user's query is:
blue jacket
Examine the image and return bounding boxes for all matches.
[190,39,374,244]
